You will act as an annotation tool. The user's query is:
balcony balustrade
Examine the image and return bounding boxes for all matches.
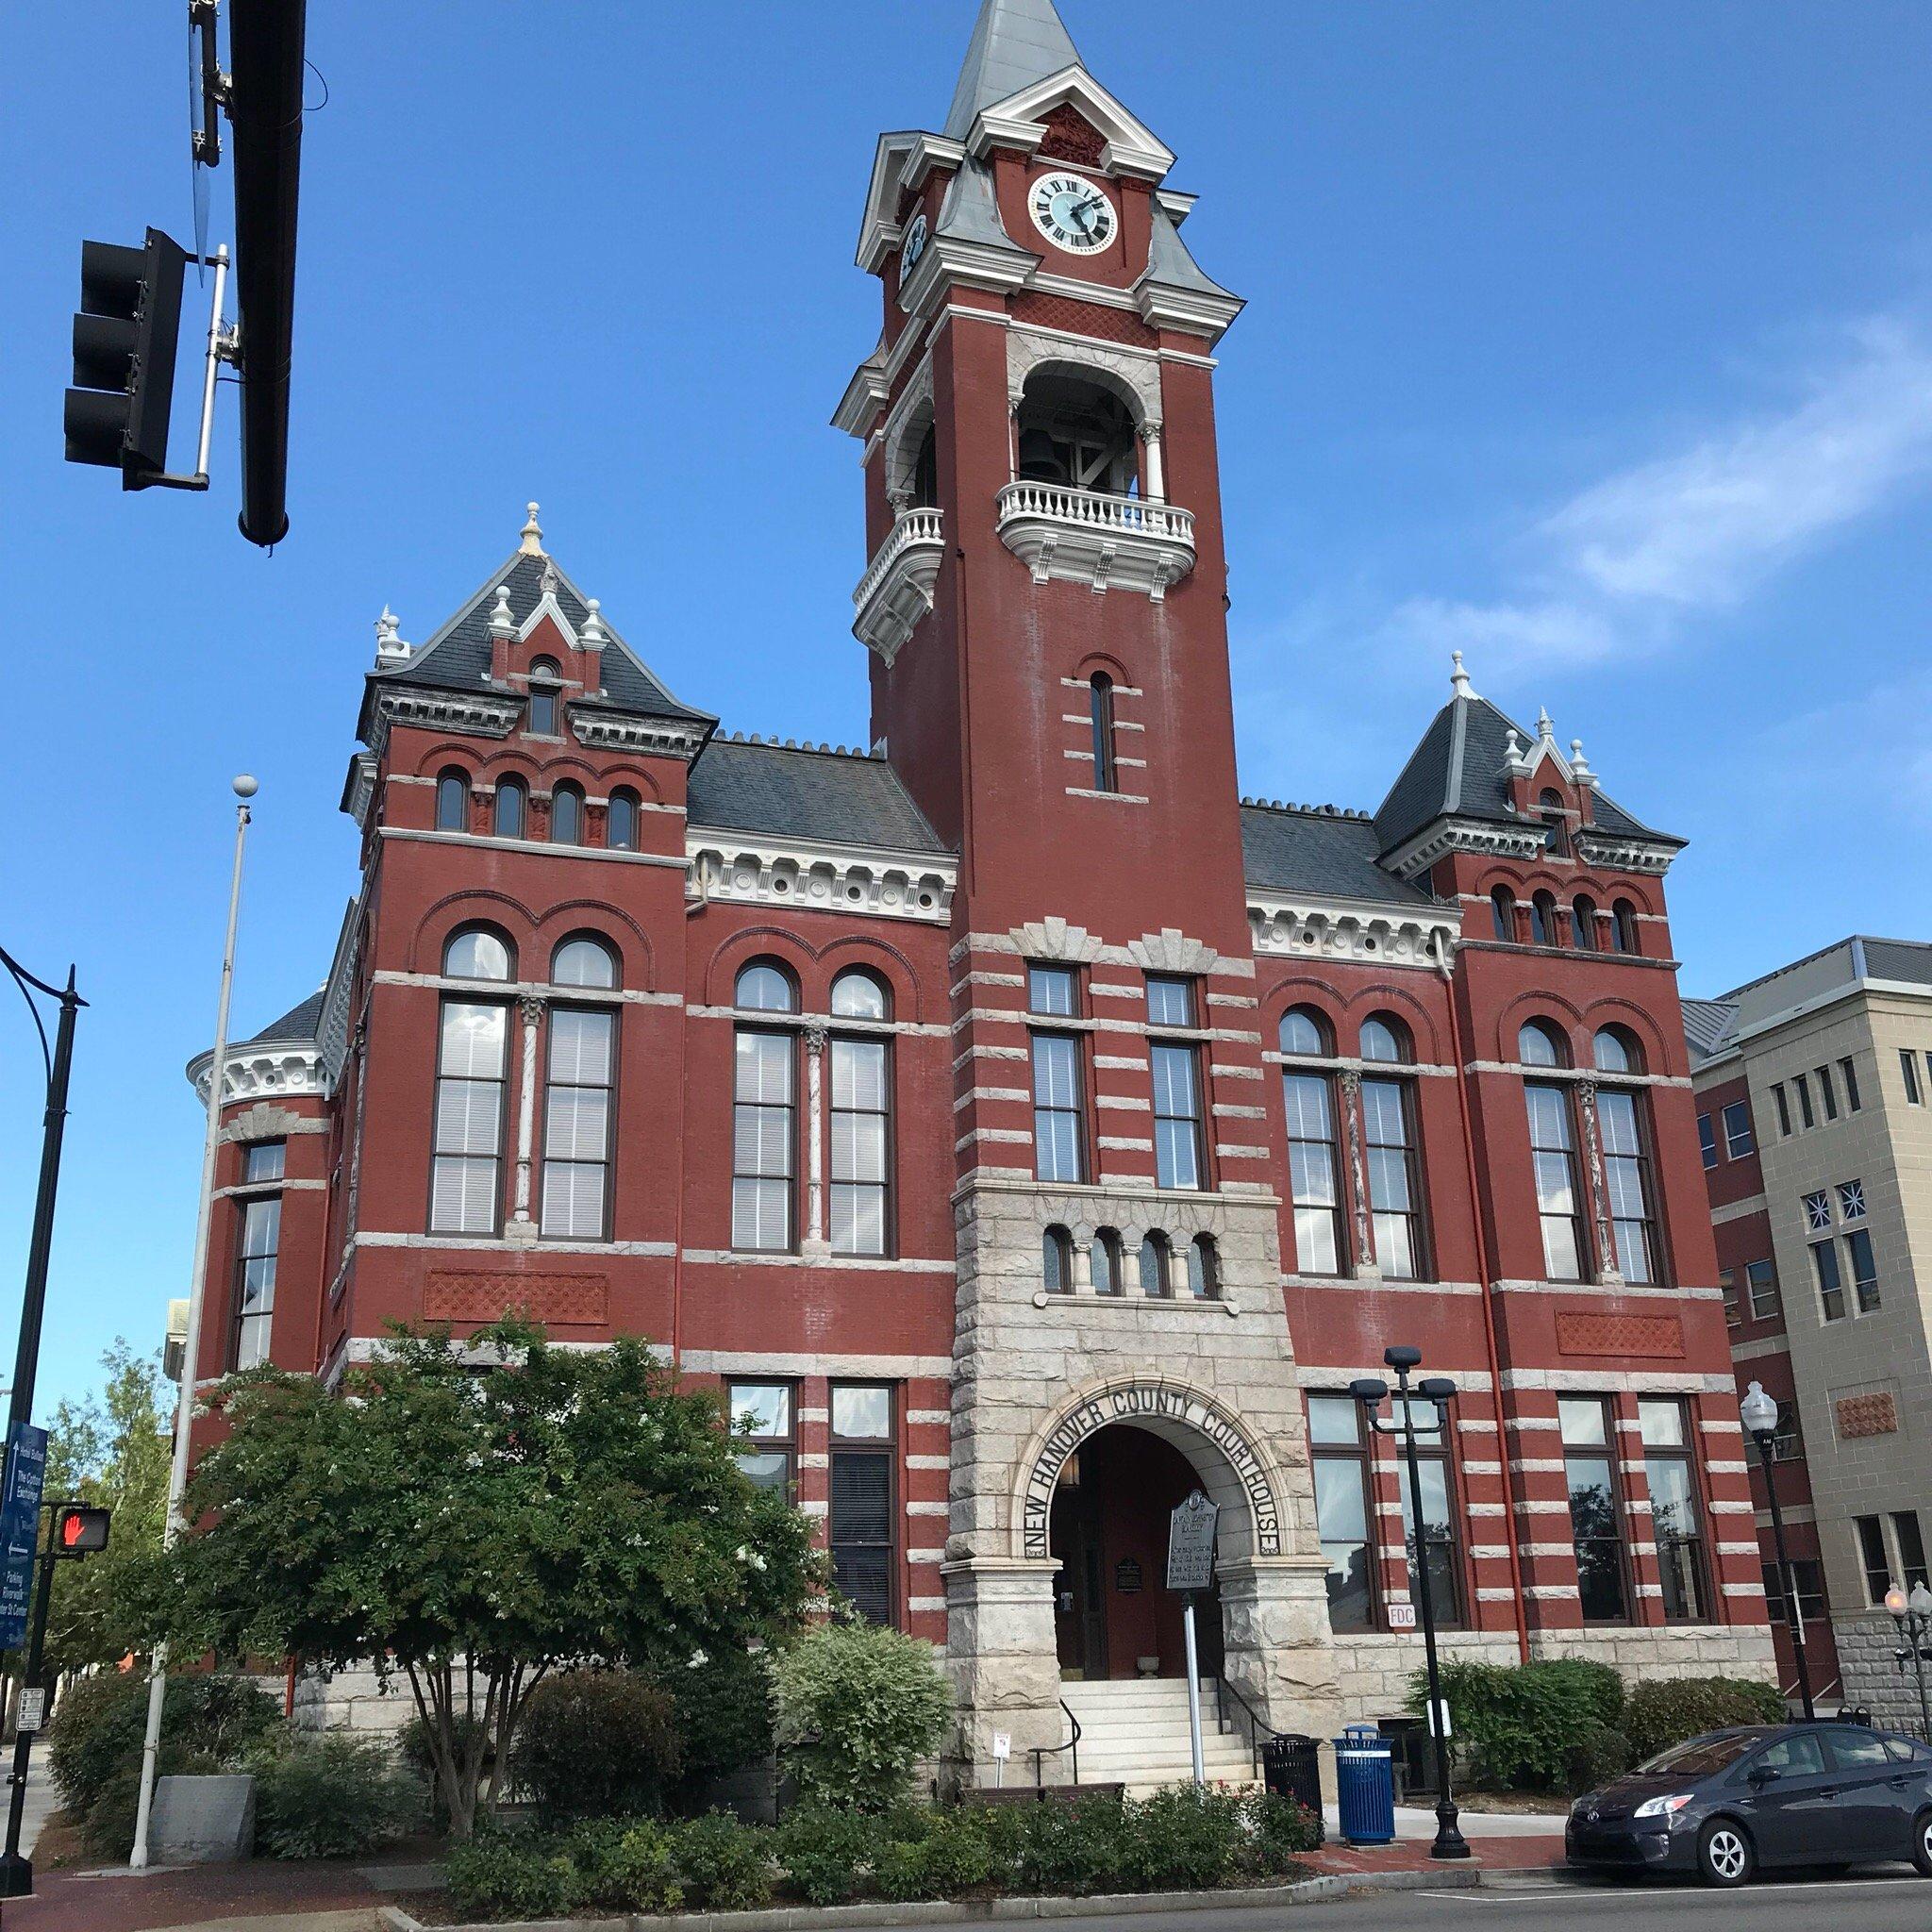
[994,481,1196,601]
[851,507,944,663]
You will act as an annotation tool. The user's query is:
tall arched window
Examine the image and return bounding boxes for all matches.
[607,788,641,852]
[1138,1229,1171,1297]
[732,960,798,1251]
[552,936,617,990]
[1042,1225,1073,1295]
[1530,891,1557,946]
[1089,674,1117,792]
[527,658,561,736]
[551,782,584,845]
[829,972,891,1257]
[1491,887,1517,941]
[436,768,470,832]
[1593,1026,1657,1283]
[541,1002,614,1240]
[1609,898,1639,955]
[1520,1021,1583,1281]
[1186,1233,1220,1300]
[1092,1227,1124,1296]
[1573,894,1599,951]
[1283,1060,1342,1276]
[443,926,513,982]
[1360,1013,1424,1280]
[431,933,513,1234]
[494,777,526,840]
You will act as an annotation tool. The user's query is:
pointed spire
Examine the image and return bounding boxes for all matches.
[1537,706,1557,744]
[520,502,544,556]
[1449,651,1474,701]
[944,0,1082,140]
[489,584,515,640]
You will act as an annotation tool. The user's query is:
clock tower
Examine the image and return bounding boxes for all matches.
[837,0,1341,1774]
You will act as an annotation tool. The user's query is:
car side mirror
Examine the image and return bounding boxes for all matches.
[1748,1766,1780,1788]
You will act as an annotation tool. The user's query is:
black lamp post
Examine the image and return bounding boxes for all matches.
[1740,1380,1814,1723]
[1884,1581,1932,1742]
[1352,1345,1469,1861]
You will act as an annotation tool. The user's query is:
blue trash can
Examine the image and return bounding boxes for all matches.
[1334,1724,1395,1845]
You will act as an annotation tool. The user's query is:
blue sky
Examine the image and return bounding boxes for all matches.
[6,0,1930,1413]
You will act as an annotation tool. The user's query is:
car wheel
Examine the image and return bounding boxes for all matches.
[1911,1810,1932,1877]
[1697,1818,1754,1889]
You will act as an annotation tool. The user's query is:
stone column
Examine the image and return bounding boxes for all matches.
[1340,1069,1379,1280]
[1574,1076,1623,1286]
[508,992,543,1245]
[1218,1554,1344,1776]
[940,1555,1065,1780]
[1140,421,1166,502]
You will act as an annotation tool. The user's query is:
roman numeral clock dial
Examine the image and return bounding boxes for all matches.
[1028,172,1117,255]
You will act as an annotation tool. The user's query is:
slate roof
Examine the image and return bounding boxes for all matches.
[1141,200,1238,307]
[1239,804,1438,908]
[241,990,326,1048]
[368,549,712,733]
[1680,997,1740,1067]
[944,0,1082,140]
[1373,691,1677,858]
[688,740,949,856]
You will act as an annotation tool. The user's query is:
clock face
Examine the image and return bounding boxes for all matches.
[1029,172,1117,255]
[899,211,928,280]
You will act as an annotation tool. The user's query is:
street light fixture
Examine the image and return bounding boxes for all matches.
[1352,1345,1469,1861]
[1740,1380,1814,1722]
[1885,1580,1932,1742]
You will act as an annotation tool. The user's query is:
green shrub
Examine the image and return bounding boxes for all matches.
[1241,1789,1321,1876]
[669,1647,774,1794]
[250,1730,421,1858]
[1411,1659,1624,1790]
[773,1621,953,1810]
[1127,1784,1247,1892]
[511,1669,681,1824]
[1567,1722,1635,1795]
[776,1803,874,1905]
[1015,1792,1134,1895]
[1623,1677,1787,1760]
[675,1809,774,1910]
[564,1817,684,1913]
[445,1830,580,1921]
[875,1809,994,1901]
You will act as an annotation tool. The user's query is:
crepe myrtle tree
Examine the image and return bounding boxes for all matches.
[147,1322,822,1840]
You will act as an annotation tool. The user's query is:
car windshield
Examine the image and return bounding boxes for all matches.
[1633,1734,1758,1778]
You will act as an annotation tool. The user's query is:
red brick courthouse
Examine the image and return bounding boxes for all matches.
[187,0,1771,1777]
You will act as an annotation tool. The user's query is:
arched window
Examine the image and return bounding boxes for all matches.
[1491,887,1516,941]
[443,926,513,982]
[494,777,526,840]
[1092,1227,1124,1296]
[551,782,584,846]
[1609,899,1639,955]
[1360,1015,1410,1064]
[1042,1225,1073,1295]
[1592,1026,1639,1074]
[1013,369,1138,493]
[1573,894,1599,951]
[1283,1057,1342,1275]
[1595,1070,1659,1285]
[1089,674,1117,792]
[527,658,561,736]
[552,936,617,990]
[735,961,797,1013]
[436,768,469,832]
[608,788,640,852]
[1530,891,1557,946]
[1524,1077,1585,1283]
[1518,1020,1565,1067]
[1138,1229,1171,1298]
[1279,1007,1330,1058]
[831,969,890,1021]
[1186,1233,1220,1300]
[1540,788,1569,856]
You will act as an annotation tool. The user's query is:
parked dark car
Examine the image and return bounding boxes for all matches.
[1567,1724,1932,1887]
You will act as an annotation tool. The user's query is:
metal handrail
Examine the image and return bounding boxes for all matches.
[1030,1698,1082,1789]
[1211,1674,1278,1780]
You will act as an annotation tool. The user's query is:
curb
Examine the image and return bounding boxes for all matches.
[378,1864,1483,1932]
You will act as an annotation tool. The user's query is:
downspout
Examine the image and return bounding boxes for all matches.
[1440,934,1531,1665]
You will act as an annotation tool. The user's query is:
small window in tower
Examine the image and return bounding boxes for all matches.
[1573,894,1598,950]
[911,424,939,510]
[551,782,584,845]
[527,658,561,736]
[1530,891,1557,946]
[1491,887,1516,941]
[608,788,640,851]
[494,778,526,840]
[436,768,470,832]
[1540,788,1569,856]
[1089,674,1117,792]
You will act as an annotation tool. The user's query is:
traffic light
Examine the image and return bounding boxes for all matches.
[54,1506,110,1556]
[63,228,190,487]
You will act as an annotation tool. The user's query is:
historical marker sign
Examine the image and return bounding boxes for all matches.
[0,1424,47,1650]
[1166,1489,1219,1593]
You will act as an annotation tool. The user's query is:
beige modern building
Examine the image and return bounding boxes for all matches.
[1688,939,1932,1724]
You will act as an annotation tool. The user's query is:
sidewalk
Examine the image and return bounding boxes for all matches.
[0,1858,393,1932]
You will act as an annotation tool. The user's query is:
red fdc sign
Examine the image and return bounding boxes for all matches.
[56,1507,109,1555]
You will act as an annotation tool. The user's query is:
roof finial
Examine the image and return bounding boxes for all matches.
[1449,650,1474,700]
[1537,705,1556,743]
[374,605,410,666]
[489,583,515,640]
[1570,737,1597,788]
[520,501,544,556]
[580,597,608,653]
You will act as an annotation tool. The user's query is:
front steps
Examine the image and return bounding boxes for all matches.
[1055,1676,1258,1797]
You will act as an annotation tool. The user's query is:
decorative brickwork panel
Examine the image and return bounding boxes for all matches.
[1554,1312,1685,1359]
[1039,104,1107,167]
[422,1271,608,1327]
[1011,292,1158,350]
[1836,1391,1899,1440]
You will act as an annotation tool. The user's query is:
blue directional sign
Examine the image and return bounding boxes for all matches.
[0,1424,48,1651]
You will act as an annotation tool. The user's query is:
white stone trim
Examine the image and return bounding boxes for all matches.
[688,828,954,924]
[1248,889,1459,972]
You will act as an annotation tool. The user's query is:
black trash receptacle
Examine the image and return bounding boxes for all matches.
[1261,1734,1324,1843]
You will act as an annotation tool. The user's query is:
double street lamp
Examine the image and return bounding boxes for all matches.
[1884,1581,1932,1742]
[1740,1380,1815,1722]
[1351,1345,1469,1862]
